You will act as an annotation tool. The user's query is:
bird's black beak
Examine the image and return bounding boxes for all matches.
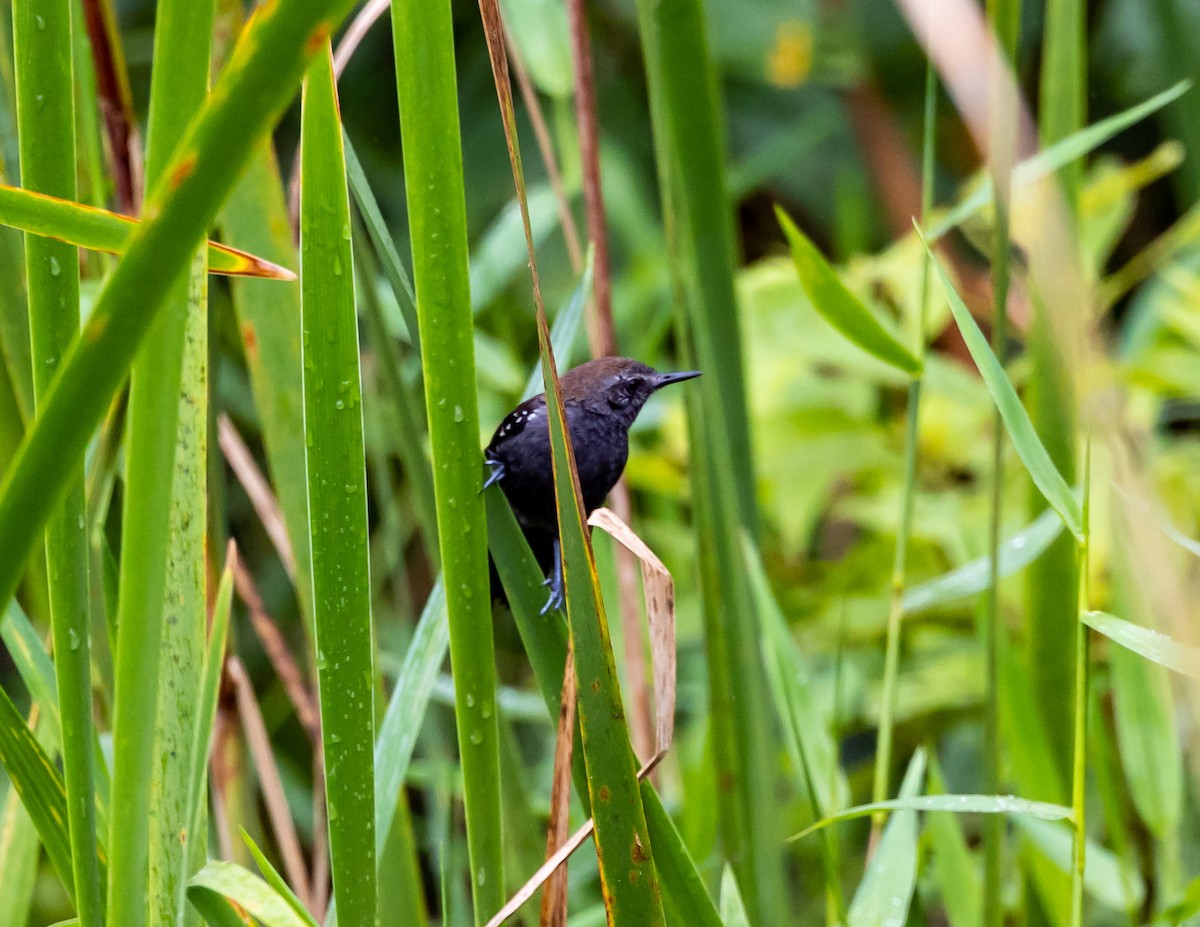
[652,370,702,391]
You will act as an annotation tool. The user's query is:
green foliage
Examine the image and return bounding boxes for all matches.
[1,5,1199,927]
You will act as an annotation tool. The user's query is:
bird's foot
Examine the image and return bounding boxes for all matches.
[481,457,506,492]
[539,539,564,615]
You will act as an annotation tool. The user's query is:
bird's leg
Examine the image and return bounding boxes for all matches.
[540,538,564,615]
[481,456,506,492]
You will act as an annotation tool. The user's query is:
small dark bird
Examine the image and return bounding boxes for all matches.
[484,356,701,613]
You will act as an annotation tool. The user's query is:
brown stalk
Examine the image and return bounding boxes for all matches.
[505,35,584,274]
[231,558,321,744]
[227,656,314,910]
[565,0,615,357]
[80,0,141,213]
[538,648,577,927]
[218,413,298,582]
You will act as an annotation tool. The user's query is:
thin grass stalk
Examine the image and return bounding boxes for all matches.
[390,1,504,919]
[983,4,1020,922]
[1069,440,1091,927]
[11,2,102,922]
[631,2,782,919]
[870,57,937,832]
[300,44,377,927]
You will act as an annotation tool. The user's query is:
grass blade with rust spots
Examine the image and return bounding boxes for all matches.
[0,183,294,278]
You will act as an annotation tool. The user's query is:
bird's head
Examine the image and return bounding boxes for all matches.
[560,357,701,427]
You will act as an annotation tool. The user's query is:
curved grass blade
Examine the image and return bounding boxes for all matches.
[189,862,315,927]
[1016,816,1145,911]
[902,506,1065,614]
[243,831,320,927]
[0,687,73,899]
[1082,610,1200,678]
[0,184,295,278]
[920,232,1084,540]
[392,0,504,918]
[777,206,921,376]
[300,44,376,927]
[0,0,362,635]
[790,794,1072,842]
[926,81,1191,239]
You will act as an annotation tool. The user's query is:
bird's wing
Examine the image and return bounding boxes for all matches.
[486,395,546,454]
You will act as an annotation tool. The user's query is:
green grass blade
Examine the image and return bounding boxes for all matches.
[344,133,418,347]
[719,867,751,927]
[1016,817,1145,912]
[0,183,294,278]
[777,207,922,376]
[902,507,1065,613]
[300,44,376,927]
[521,252,593,402]
[12,1,102,922]
[926,756,982,927]
[188,550,235,844]
[391,1,503,919]
[791,794,1072,842]
[1081,610,1200,678]
[0,684,74,898]
[243,831,320,927]
[921,235,1083,539]
[926,81,1189,239]
[0,742,41,926]
[110,0,214,921]
[189,862,315,927]
[221,145,314,627]
[0,0,357,629]
[847,749,925,927]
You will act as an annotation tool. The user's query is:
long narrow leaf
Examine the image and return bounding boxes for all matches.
[1082,610,1200,678]
[777,207,922,376]
[300,44,376,927]
[0,184,295,278]
[921,233,1084,539]
[392,0,504,919]
[12,1,102,921]
[189,862,314,927]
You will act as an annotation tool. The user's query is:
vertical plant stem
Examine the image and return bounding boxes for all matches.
[12,1,102,923]
[565,0,615,357]
[870,58,937,831]
[1070,440,1091,927]
[391,1,504,920]
[982,5,1019,923]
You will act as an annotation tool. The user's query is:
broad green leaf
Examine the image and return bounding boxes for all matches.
[1082,610,1200,678]
[778,206,922,376]
[469,184,561,312]
[921,234,1084,540]
[300,44,376,927]
[847,749,925,927]
[0,183,295,278]
[903,507,1065,614]
[791,793,1072,841]
[188,861,313,927]
[499,0,573,97]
